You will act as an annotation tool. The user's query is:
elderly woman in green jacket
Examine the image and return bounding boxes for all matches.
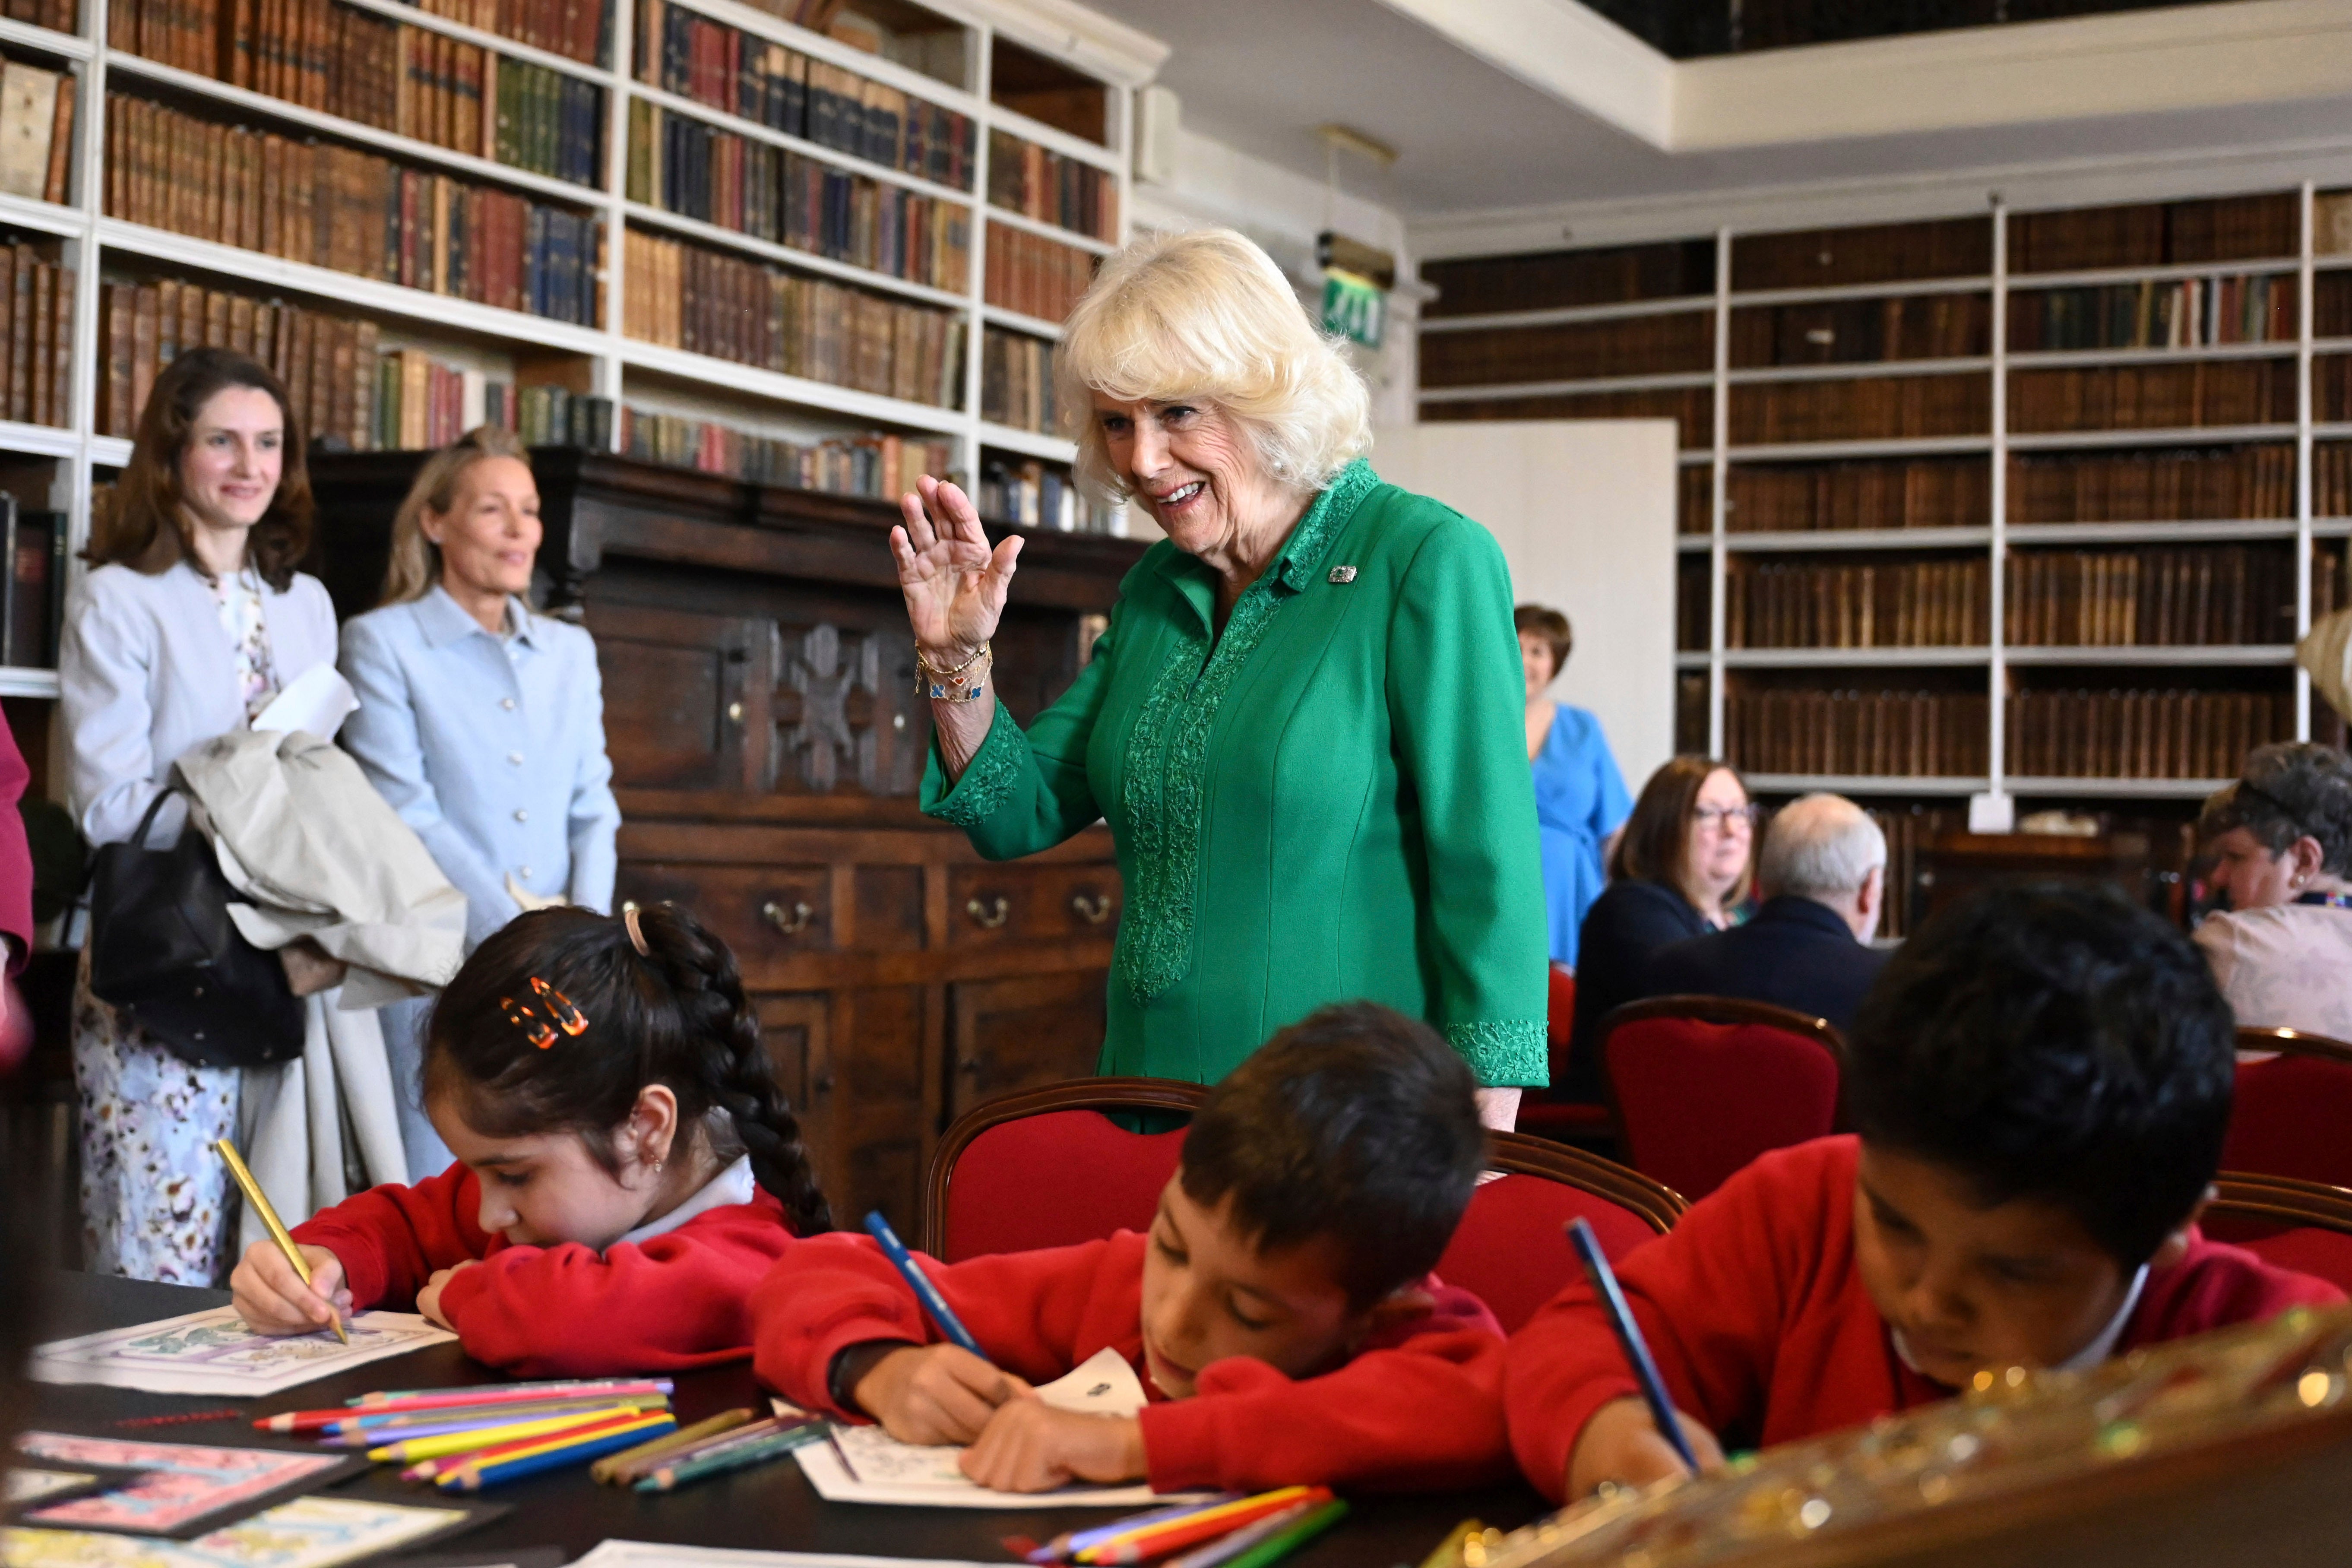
[894,227,1545,1127]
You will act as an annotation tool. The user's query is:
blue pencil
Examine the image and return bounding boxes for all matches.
[437,1420,674,1492]
[863,1210,984,1357]
[1566,1217,1702,1475]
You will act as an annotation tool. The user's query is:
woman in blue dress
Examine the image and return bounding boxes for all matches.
[1519,605,1631,970]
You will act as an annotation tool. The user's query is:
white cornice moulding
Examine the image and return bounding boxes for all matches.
[959,0,1170,86]
[1372,0,1674,145]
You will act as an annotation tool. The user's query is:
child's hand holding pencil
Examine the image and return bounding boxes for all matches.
[840,1342,1034,1445]
[229,1239,352,1338]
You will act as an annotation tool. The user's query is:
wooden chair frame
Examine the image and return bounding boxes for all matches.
[2209,1172,2352,1235]
[920,1077,1687,1256]
[2235,1027,2352,1067]
[920,1077,1207,1255]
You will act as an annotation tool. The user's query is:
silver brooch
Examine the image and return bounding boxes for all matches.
[1328,566,1357,584]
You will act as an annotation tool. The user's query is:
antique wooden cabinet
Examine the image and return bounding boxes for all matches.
[308,451,1146,1229]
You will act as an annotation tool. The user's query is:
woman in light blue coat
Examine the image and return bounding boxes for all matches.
[338,428,620,1176]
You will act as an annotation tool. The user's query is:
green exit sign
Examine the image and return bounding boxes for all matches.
[1321,270,1385,348]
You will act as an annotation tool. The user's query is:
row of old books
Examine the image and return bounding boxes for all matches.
[979,326,1056,434]
[985,128,1114,242]
[627,102,969,291]
[982,224,1095,324]
[405,0,607,67]
[0,243,74,428]
[2004,544,2344,648]
[0,496,65,669]
[1730,294,1989,367]
[1422,237,1714,317]
[1722,558,1991,649]
[0,61,73,206]
[1728,372,1988,446]
[106,94,600,324]
[2005,689,2293,780]
[1866,804,1963,941]
[2009,361,2297,433]
[1723,688,1991,778]
[492,58,602,185]
[1419,309,1709,389]
[2318,273,2352,338]
[2007,193,2305,275]
[1423,386,1712,450]
[622,227,962,408]
[976,457,1111,533]
[2012,445,2295,523]
[2315,356,2352,423]
[2320,444,2352,517]
[637,0,975,191]
[1678,457,1992,534]
[2009,275,2295,351]
[1732,217,1991,291]
[616,403,949,497]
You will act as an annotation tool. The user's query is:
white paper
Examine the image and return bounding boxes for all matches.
[791,1350,1207,1510]
[575,1545,994,1568]
[29,1307,454,1397]
[250,666,359,741]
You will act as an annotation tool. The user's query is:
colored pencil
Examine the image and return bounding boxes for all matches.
[314,1395,673,1441]
[437,1416,676,1491]
[823,1423,861,1482]
[632,1421,828,1492]
[593,1415,787,1486]
[349,1378,671,1410]
[1216,1498,1349,1568]
[1165,1499,1326,1568]
[862,1210,983,1356]
[1029,1497,1244,1563]
[398,1410,673,1481]
[1567,1217,1701,1475]
[591,1409,754,1485]
[367,1406,645,1463]
[215,1138,348,1346]
[1079,1488,1323,1564]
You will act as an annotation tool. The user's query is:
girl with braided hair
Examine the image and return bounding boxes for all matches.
[227,903,829,1376]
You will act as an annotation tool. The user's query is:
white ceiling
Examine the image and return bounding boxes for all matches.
[1080,0,2352,223]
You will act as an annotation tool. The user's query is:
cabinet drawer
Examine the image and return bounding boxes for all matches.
[947,862,1121,947]
[619,862,834,959]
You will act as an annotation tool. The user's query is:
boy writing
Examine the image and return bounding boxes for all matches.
[1510,881,2343,1501]
[751,1002,1510,1493]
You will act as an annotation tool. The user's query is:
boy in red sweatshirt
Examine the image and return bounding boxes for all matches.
[751,1002,1510,1495]
[1509,881,2343,1503]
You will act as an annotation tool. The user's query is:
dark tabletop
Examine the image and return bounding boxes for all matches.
[23,1273,1548,1568]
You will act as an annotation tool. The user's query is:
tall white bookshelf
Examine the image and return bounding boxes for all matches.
[0,0,1158,700]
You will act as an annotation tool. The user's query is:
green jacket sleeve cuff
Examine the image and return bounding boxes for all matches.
[1446,1019,1549,1089]
[919,699,1026,829]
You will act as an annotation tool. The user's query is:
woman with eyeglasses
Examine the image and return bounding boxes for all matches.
[1557,757,1756,1102]
[2191,741,2352,1045]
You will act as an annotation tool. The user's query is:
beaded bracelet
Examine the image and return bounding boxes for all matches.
[916,640,991,703]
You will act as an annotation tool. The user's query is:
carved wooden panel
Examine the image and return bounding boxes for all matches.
[949,971,1110,1120]
[811,985,938,1233]
[772,620,924,797]
[587,602,774,792]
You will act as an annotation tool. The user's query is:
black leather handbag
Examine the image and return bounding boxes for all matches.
[86,789,307,1068]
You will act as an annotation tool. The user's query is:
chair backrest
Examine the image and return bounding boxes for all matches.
[1600,995,1846,1203]
[2224,1028,2352,1190]
[922,1078,1207,1261]
[2201,1172,2352,1295]
[1434,1131,1685,1334]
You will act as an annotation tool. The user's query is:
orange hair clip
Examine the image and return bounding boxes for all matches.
[500,977,590,1049]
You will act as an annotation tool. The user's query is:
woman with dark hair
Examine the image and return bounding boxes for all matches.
[2193,741,2352,1042]
[1559,756,1755,1100]
[59,347,336,1283]
[1518,604,1630,970]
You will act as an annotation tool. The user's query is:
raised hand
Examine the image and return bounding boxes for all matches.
[891,476,1023,661]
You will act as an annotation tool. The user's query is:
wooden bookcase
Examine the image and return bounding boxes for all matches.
[0,0,1149,703]
[1421,187,2352,936]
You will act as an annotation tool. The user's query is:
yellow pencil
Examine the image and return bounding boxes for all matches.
[367,1405,643,1463]
[215,1137,349,1345]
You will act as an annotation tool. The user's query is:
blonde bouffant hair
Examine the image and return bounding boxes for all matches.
[1056,228,1372,505]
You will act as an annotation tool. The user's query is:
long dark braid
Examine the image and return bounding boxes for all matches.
[425,904,833,1235]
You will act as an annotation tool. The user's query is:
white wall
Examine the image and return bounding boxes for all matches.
[1371,421,1682,792]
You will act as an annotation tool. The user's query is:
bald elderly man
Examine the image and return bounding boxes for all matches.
[1639,793,1890,1032]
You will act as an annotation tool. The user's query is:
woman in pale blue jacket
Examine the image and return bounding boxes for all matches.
[339,427,620,1176]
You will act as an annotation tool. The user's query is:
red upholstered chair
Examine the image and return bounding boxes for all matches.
[1435,1134,1685,1334]
[2223,1028,2352,1191]
[2199,1172,2352,1295]
[1515,967,1616,1145]
[921,1078,1206,1261]
[1599,995,1846,1204]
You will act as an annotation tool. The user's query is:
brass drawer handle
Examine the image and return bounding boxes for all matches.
[762,900,814,935]
[1070,893,1113,925]
[965,895,1010,929]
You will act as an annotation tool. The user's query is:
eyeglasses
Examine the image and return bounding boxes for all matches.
[1693,804,1760,830]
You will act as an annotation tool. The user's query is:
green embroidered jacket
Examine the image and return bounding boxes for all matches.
[922,459,1548,1088]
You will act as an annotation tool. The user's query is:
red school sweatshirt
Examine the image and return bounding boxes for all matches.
[289,1161,798,1378]
[1506,1135,2344,1503]
[750,1229,1515,1494]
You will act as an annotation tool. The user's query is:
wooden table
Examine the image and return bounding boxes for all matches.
[23,1274,1548,1567]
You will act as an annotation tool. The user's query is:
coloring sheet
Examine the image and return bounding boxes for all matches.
[30,1308,454,1397]
[13,1435,358,1539]
[574,1541,994,1568]
[1,1496,477,1568]
[792,1349,1210,1509]
[6,1474,100,1506]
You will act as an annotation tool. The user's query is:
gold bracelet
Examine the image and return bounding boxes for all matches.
[916,640,990,679]
[915,641,991,702]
